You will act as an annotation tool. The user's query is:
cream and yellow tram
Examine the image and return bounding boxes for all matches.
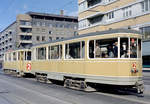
[3,49,32,76]
[31,29,143,93]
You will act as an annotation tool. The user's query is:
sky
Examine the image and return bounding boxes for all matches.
[0,0,78,31]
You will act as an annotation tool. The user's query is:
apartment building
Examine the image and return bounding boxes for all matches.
[78,0,150,39]
[0,11,78,62]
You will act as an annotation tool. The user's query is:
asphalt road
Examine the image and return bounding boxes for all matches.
[0,70,150,104]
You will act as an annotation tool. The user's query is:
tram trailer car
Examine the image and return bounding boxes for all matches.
[3,49,32,76]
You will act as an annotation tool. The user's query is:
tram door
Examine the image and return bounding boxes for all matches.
[19,51,24,73]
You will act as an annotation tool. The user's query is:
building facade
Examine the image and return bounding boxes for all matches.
[0,12,78,62]
[78,0,150,39]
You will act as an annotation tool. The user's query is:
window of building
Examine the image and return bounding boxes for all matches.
[49,31,52,34]
[141,0,150,12]
[48,45,62,59]
[56,37,59,40]
[9,38,12,41]
[123,6,132,18]
[65,41,85,59]
[9,45,12,48]
[79,19,87,29]
[20,20,31,26]
[49,23,53,28]
[9,31,12,34]
[79,1,87,12]
[107,11,114,20]
[37,47,46,60]
[36,36,40,41]
[42,36,45,41]
[49,37,52,41]
[42,28,46,33]
[139,26,150,39]
[42,22,46,26]
[89,38,118,58]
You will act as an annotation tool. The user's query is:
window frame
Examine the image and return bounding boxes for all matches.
[88,37,141,60]
[64,41,85,60]
[48,44,62,60]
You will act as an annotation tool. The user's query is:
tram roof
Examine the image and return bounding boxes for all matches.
[33,28,141,47]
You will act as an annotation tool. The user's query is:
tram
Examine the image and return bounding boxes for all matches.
[30,29,144,93]
[3,49,31,76]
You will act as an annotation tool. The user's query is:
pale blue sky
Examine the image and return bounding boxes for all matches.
[0,0,78,31]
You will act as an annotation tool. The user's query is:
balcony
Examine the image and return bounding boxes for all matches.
[18,32,32,36]
[87,14,104,26]
[19,21,32,28]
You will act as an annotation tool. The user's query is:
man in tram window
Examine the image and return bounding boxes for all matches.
[95,43,101,58]
[121,42,128,58]
[107,45,114,58]
[113,42,118,58]
[130,40,137,58]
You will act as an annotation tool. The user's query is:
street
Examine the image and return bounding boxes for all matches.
[0,70,150,104]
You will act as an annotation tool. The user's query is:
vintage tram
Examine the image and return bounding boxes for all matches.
[3,49,31,76]
[3,29,144,93]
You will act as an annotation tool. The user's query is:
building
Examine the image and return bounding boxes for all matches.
[0,11,78,63]
[78,0,150,39]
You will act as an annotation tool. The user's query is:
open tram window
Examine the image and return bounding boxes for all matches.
[25,51,31,60]
[89,40,94,58]
[89,38,118,58]
[13,52,17,61]
[8,53,11,61]
[130,38,137,58]
[50,45,60,59]
[5,54,7,61]
[138,39,141,58]
[120,38,129,58]
[65,41,85,59]
[37,47,46,60]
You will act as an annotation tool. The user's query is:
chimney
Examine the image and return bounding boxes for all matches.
[60,10,64,15]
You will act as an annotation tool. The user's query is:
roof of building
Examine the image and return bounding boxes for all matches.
[0,21,16,34]
[26,11,78,20]
[33,28,141,47]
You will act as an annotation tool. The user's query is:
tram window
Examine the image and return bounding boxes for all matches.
[25,51,31,60]
[5,54,7,61]
[65,41,85,59]
[130,38,137,58]
[120,38,129,58]
[13,52,16,61]
[81,42,85,58]
[48,46,51,59]
[138,39,141,58]
[51,45,60,59]
[18,52,20,60]
[89,40,94,58]
[20,51,24,61]
[37,47,46,60]
[60,45,62,59]
[8,53,11,61]
[89,38,118,58]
